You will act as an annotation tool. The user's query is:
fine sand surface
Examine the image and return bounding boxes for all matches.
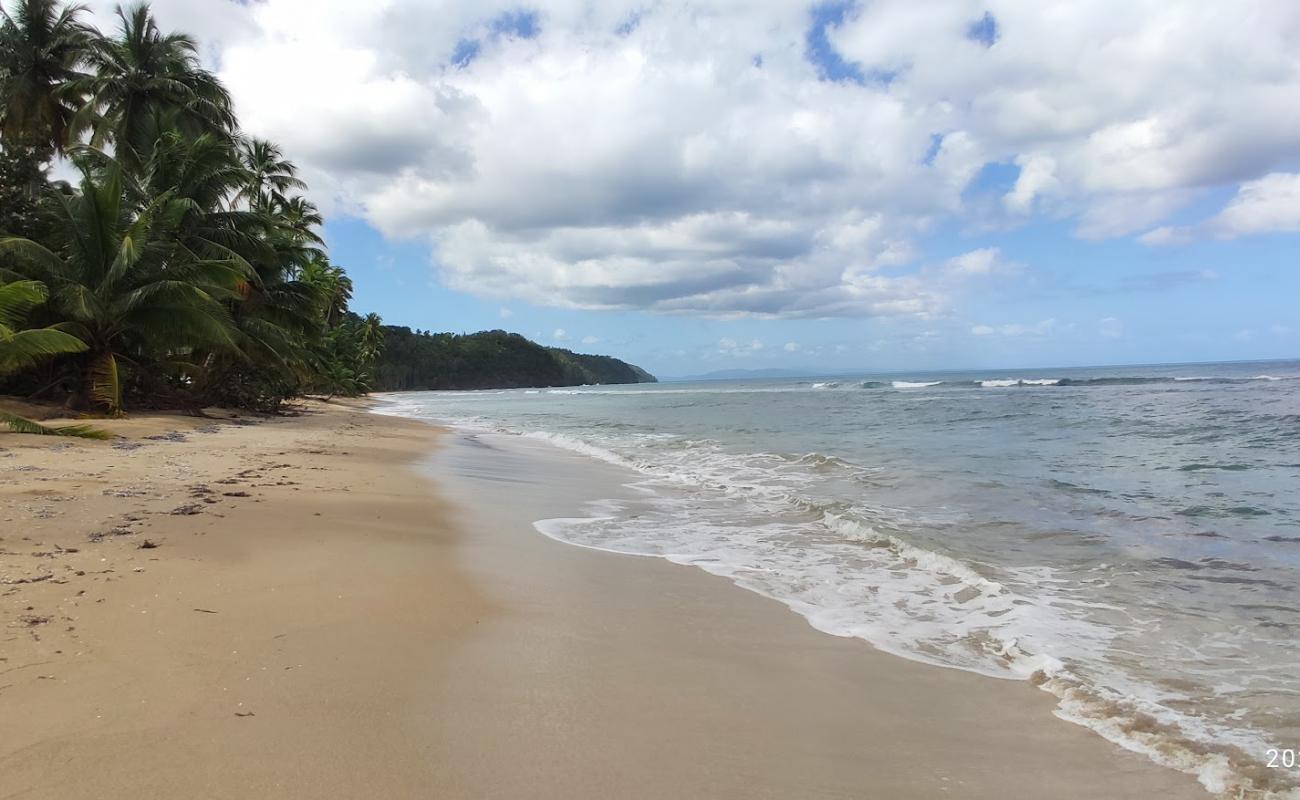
[1,400,481,798]
[1,402,1206,798]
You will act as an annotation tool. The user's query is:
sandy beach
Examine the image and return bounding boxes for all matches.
[1,401,1207,798]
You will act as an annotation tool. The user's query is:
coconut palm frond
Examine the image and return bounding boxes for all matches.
[0,410,112,440]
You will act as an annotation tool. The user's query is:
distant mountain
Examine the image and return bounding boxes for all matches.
[373,327,657,390]
[665,367,832,382]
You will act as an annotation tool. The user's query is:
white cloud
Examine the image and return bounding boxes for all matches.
[970,319,1055,337]
[783,342,801,352]
[1003,154,1058,214]
[1142,172,1300,244]
[1208,173,1300,238]
[104,0,1300,317]
[552,328,568,340]
[1098,317,1124,339]
[1137,226,1192,246]
[581,335,600,345]
[718,337,765,356]
[498,306,514,318]
[941,247,1021,278]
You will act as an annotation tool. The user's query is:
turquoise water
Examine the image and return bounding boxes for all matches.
[381,360,1300,797]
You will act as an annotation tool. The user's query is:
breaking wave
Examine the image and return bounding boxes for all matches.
[859,374,1295,390]
[507,428,1298,798]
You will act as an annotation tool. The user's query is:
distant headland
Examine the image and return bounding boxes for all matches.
[372,327,656,391]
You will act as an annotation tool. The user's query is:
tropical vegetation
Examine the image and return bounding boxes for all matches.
[0,0,382,431]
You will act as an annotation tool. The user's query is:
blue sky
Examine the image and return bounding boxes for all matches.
[330,211,1300,377]
[125,0,1300,377]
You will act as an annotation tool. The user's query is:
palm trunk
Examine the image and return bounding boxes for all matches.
[74,350,122,414]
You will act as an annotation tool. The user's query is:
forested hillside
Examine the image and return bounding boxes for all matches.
[374,327,656,391]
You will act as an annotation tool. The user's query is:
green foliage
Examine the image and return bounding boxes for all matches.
[373,327,656,391]
[0,0,95,156]
[0,142,50,236]
[0,276,108,437]
[75,3,234,168]
[0,0,381,417]
[0,408,110,438]
[0,278,86,373]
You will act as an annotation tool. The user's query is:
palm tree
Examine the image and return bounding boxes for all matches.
[299,257,352,326]
[273,196,324,245]
[75,3,234,169]
[238,138,306,211]
[359,312,383,362]
[0,0,95,156]
[0,277,108,437]
[0,7,381,413]
[0,159,248,412]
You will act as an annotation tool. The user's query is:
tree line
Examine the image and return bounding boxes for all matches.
[0,0,382,435]
[374,328,656,391]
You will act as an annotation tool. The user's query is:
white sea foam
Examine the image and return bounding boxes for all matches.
[892,380,942,388]
[521,433,1297,798]
[977,378,1062,387]
[375,393,1300,799]
[521,430,640,470]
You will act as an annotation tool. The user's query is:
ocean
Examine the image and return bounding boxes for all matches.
[379,359,1300,797]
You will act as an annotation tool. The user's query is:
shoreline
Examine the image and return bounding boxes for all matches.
[380,382,1300,800]
[3,401,1207,797]
[417,423,1208,799]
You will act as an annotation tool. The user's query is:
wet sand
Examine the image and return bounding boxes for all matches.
[0,402,1206,798]
[416,427,1207,799]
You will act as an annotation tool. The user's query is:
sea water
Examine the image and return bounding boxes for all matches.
[379,360,1300,798]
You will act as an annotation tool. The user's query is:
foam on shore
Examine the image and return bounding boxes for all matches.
[376,393,1300,799]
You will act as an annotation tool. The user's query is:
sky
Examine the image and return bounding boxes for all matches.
[82,0,1300,376]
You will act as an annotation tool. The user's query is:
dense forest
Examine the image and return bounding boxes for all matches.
[374,327,656,391]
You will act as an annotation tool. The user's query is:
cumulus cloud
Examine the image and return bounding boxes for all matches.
[498,306,514,318]
[941,248,1020,278]
[783,342,801,352]
[1208,173,1300,238]
[581,335,600,345]
[1142,173,1300,244]
[552,328,568,341]
[103,0,1300,317]
[1004,154,1058,214]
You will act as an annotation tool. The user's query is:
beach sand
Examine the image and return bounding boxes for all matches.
[0,401,1206,798]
